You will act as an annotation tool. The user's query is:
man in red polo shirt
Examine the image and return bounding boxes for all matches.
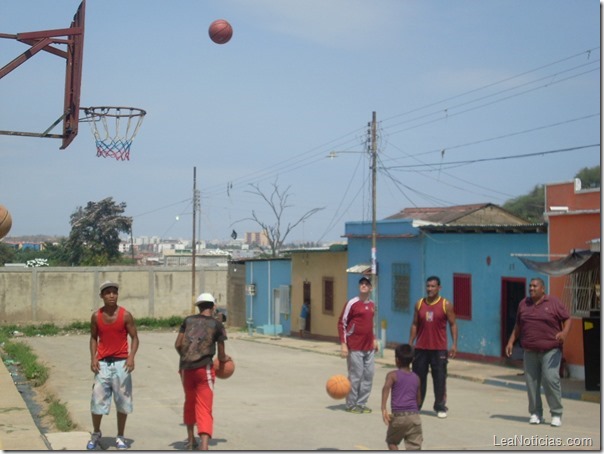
[506,278,571,427]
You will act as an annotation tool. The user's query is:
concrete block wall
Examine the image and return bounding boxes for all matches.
[0,266,227,325]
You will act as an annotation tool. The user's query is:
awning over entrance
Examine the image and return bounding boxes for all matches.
[346,263,371,274]
[518,250,600,277]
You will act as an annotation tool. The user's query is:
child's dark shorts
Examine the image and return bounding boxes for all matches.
[386,411,423,450]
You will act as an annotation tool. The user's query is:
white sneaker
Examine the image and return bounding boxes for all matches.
[550,416,562,427]
[115,437,128,450]
[437,411,447,418]
[529,414,542,424]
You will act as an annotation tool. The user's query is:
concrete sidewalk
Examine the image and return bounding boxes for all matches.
[0,356,50,450]
[0,331,599,450]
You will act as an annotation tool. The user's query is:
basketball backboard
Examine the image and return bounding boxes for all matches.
[0,0,85,149]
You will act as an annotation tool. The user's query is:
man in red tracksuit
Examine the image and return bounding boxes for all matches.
[338,276,378,414]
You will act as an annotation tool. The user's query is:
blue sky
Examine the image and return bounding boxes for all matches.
[0,0,600,244]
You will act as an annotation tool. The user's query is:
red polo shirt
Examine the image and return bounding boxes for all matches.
[516,295,570,351]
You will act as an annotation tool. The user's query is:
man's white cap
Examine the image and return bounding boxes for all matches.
[99,280,119,292]
[195,292,215,305]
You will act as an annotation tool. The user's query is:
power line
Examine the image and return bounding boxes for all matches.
[198,48,598,201]
[385,65,599,138]
[387,144,599,171]
[380,47,599,126]
[137,48,599,242]
[386,113,599,160]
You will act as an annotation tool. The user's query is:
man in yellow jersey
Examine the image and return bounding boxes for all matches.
[409,276,457,419]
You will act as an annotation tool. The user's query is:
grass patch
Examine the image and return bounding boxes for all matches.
[0,317,191,434]
[0,323,61,339]
[64,320,91,331]
[137,315,184,329]
[44,394,78,431]
[2,341,48,386]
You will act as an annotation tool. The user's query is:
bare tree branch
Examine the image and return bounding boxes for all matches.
[233,181,325,257]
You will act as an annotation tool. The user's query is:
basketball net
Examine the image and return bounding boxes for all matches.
[82,107,146,161]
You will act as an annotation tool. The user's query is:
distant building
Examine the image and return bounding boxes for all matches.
[245,231,269,247]
[3,241,45,252]
[544,178,600,380]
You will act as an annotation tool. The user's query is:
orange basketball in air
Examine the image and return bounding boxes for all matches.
[0,205,13,240]
[326,374,351,400]
[209,19,233,44]
[213,357,235,379]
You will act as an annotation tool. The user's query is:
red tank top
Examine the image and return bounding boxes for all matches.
[415,297,449,350]
[96,306,129,360]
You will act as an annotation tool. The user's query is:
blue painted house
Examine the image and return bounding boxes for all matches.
[244,258,292,336]
[345,203,548,360]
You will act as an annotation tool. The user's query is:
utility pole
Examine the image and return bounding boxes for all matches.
[369,111,383,356]
[191,166,198,313]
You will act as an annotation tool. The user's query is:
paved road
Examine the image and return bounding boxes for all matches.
[21,332,600,451]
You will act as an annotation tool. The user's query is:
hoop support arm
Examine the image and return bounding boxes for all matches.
[0,130,63,139]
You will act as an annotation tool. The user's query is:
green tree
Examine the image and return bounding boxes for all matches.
[575,165,600,189]
[503,185,545,223]
[0,242,17,265]
[40,240,72,266]
[66,197,132,266]
[502,165,600,222]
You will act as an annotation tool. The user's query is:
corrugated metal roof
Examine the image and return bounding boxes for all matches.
[385,203,530,225]
[346,264,371,274]
[418,224,547,233]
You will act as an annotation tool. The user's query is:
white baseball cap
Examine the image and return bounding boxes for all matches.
[195,292,215,305]
[99,280,119,292]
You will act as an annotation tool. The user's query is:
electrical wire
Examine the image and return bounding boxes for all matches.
[388,144,599,171]
[130,48,600,242]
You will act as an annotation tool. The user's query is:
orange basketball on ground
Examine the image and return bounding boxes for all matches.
[326,374,351,400]
[213,357,235,379]
[0,205,12,239]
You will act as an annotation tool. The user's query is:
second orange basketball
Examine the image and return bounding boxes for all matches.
[213,357,235,379]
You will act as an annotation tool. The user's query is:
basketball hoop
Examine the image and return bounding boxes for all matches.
[81,106,146,161]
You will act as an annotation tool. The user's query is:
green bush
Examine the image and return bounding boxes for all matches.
[137,316,183,329]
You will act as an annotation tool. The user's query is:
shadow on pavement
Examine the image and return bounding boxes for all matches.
[489,414,528,423]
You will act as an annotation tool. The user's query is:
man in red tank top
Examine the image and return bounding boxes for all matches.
[86,281,139,450]
[409,276,457,419]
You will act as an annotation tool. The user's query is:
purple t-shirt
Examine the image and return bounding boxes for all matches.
[516,295,570,351]
[391,369,420,412]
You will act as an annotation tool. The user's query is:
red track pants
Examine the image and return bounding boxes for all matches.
[182,365,215,437]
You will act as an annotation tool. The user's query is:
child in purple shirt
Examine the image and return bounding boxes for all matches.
[381,344,423,450]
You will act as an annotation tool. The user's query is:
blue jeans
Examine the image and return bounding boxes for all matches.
[523,349,563,417]
[412,349,448,412]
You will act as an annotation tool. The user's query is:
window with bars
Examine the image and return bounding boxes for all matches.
[562,270,601,316]
[323,277,334,315]
[392,263,411,312]
[453,273,472,320]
